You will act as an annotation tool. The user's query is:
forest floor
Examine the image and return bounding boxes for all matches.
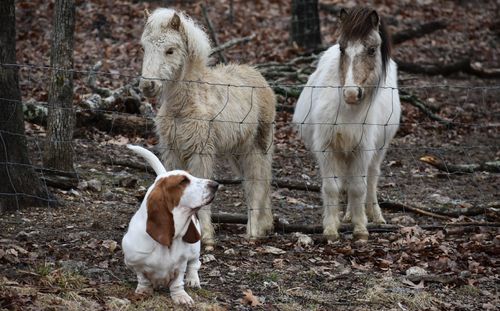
[1,0,499,310]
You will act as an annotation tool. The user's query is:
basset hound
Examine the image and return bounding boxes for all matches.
[122,145,219,305]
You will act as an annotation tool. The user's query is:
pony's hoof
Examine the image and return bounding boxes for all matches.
[324,228,340,242]
[202,238,215,252]
[353,230,369,241]
[372,216,386,224]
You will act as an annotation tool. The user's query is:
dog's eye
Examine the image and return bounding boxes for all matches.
[165,48,174,55]
[367,47,376,56]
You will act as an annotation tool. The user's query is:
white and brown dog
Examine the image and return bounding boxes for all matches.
[122,145,218,305]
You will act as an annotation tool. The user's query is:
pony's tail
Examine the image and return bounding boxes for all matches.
[126,145,167,176]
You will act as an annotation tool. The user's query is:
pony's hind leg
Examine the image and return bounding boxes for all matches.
[241,151,274,238]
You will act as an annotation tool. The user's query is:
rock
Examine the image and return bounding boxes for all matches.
[201,254,216,263]
[430,193,451,205]
[87,179,102,192]
[390,215,416,225]
[59,260,87,273]
[106,297,131,309]
[224,248,236,255]
[294,232,314,247]
[406,266,427,277]
[259,246,286,255]
[117,172,138,188]
[103,190,114,201]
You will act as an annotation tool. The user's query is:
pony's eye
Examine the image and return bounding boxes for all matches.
[165,48,174,55]
[367,47,376,56]
[339,46,345,55]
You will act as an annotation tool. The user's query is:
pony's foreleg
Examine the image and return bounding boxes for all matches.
[347,152,369,241]
[366,151,386,224]
[187,153,215,249]
[240,151,274,239]
[160,145,183,171]
[319,154,342,241]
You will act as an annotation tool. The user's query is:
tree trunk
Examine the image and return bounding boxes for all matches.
[291,0,322,51]
[43,0,77,177]
[0,0,54,210]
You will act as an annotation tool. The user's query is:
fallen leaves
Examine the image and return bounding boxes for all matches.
[241,289,262,307]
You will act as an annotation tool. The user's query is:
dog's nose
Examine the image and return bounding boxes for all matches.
[208,181,219,192]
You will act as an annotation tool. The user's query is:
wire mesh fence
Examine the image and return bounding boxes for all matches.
[1,61,499,237]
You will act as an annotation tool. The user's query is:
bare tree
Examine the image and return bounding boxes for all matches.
[0,0,53,210]
[291,0,322,51]
[43,0,77,183]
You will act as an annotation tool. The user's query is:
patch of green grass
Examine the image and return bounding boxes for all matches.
[35,262,53,277]
[40,269,87,291]
[455,285,481,297]
[364,277,443,311]
[266,272,279,282]
[191,287,217,299]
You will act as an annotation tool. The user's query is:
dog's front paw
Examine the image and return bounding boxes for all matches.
[171,291,194,305]
[185,271,201,288]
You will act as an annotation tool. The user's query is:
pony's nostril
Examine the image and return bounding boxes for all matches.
[357,87,362,99]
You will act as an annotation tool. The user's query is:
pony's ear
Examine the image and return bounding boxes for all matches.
[170,13,182,31]
[143,9,151,21]
[369,10,380,28]
[182,218,201,244]
[146,177,178,247]
[339,8,348,23]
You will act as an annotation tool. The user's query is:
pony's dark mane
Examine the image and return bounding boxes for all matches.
[338,7,391,78]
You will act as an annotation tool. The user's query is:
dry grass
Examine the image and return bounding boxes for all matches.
[364,276,443,311]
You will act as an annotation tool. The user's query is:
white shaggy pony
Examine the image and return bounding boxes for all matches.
[139,8,276,248]
[293,7,401,241]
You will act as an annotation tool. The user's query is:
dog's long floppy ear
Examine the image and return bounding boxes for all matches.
[182,218,201,244]
[146,176,185,247]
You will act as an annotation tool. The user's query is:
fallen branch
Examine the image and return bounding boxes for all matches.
[380,201,452,220]
[23,101,155,136]
[397,59,500,79]
[35,168,79,190]
[419,155,500,174]
[210,34,255,56]
[215,178,321,192]
[211,212,500,234]
[201,4,227,64]
[85,62,143,112]
[404,274,465,285]
[399,90,453,127]
[392,21,447,45]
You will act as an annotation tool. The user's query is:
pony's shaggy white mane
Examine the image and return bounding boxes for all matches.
[147,8,212,65]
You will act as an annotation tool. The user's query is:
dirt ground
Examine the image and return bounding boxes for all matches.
[1,0,499,310]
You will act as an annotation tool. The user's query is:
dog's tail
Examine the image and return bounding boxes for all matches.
[127,145,167,176]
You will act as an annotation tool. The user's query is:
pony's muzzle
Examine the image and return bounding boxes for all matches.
[343,86,363,105]
[139,79,160,98]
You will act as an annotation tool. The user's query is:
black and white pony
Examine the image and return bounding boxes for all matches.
[293,7,401,241]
